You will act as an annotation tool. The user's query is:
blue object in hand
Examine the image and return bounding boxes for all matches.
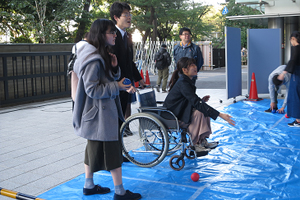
[272,109,276,113]
[123,78,131,85]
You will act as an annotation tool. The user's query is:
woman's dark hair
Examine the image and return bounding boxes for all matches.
[168,57,196,91]
[290,31,300,44]
[87,19,117,78]
[110,2,131,24]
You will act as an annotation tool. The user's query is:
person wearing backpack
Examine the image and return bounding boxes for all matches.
[173,27,204,72]
[67,33,88,108]
[72,19,141,199]
[154,44,171,92]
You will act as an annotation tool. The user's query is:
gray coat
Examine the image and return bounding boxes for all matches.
[72,43,125,141]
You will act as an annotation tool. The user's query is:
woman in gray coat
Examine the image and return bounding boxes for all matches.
[72,19,141,200]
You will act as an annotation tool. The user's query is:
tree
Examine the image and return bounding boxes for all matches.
[214,0,266,48]
[0,0,34,42]
[175,1,213,41]
[128,0,214,42]
[129,0,160,42]
[0,0,82,43]
[74,0,92,43]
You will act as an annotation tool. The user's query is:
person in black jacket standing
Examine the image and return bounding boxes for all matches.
[164,57,235,155]
[154,43,171,92]
[278,31,300,127]
[110,2,146,120]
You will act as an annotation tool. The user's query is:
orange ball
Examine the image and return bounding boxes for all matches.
[191,172,200,182]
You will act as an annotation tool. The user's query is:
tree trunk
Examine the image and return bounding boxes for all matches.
[152,13,157,41]
[74,0,91,43]
[151,7,156,41]
[142,6,155,43]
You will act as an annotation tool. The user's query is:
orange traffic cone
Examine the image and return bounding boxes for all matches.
[140,69,144,81]
[245,72,263,101]
[134,81,139,88]
[145,70,150,85]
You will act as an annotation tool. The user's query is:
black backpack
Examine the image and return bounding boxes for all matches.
[67,44,77,77]
[154,52,166,70]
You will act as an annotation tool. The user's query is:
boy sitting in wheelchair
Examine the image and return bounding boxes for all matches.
[163,57,236,155]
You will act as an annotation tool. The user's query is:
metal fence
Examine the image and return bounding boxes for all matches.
[0,52,70,106]
[134,40,214,76]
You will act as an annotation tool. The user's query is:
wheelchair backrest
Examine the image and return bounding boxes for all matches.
[137,89,157,107]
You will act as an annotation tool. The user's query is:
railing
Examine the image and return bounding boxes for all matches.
[0,42,219,106]
[0,52,71,106]
[133,40,214,76]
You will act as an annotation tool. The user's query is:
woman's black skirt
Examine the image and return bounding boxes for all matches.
[84,139,123,172]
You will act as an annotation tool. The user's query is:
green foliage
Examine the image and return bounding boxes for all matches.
[1,0,83,43]
[214,0,267,48]
[128,0,213,42]
[175,2,213,41]
[11,35,33,43]
[1,0,268,45]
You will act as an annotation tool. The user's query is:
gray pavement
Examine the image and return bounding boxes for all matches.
[0,67,263,199]
[149,66,248,89]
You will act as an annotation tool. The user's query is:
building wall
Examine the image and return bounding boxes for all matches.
[265,0,300,14]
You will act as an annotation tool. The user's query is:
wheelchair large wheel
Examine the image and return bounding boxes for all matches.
[120,113,169,168]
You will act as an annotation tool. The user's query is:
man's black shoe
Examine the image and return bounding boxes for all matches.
[83,185,110,195]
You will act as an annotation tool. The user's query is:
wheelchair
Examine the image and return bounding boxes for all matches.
[120,88,200,170]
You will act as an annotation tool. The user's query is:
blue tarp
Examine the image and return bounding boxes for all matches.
[39,99,300,200]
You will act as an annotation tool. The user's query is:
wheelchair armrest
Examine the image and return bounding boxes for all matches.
[139,106,167,111]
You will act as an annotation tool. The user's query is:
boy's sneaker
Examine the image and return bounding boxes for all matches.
[114,190,141,200]
[155,85,160,92]
[265,107,278,113]
[288,120,300,127]
[83,185,110,195]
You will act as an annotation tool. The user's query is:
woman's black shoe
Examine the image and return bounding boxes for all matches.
[114,190,142,200]
[83,185,110,195]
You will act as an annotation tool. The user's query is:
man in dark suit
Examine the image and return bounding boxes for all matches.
[110,2,145,120]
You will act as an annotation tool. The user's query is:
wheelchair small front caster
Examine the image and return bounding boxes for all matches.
[169,155,185,171]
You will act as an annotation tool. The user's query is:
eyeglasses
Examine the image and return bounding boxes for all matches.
[106,31,117,35]
[121,13,132,18]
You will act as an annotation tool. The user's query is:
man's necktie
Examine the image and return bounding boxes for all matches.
[123,32,127,48]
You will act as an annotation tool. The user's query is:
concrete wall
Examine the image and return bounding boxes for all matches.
[0,43,74,53]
